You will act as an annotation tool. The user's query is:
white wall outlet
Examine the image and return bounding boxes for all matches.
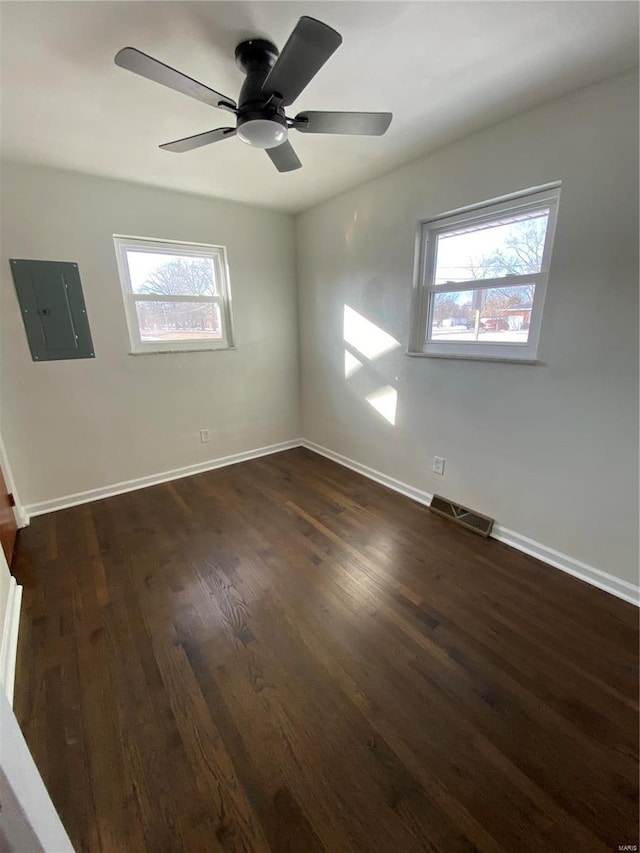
[433,456,445,475]
[200,429,210,444]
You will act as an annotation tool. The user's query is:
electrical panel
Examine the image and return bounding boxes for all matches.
[9,259,95,362]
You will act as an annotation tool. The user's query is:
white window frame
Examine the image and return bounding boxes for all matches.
[408,185,561,362]
[113,235,235,354]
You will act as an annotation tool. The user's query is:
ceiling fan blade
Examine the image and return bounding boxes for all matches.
[262,17,342,106]
[294,111,393,136]
[115,47,237,113]
[266,140,302,172]
[160,127,236,153]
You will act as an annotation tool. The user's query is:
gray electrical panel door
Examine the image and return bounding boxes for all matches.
[9,259,95,361]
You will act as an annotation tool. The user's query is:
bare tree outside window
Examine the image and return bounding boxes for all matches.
[413,186,560,360]
[432,214,547,339]
[134,256,222,339]
[138,257,217,297]
[115,237,234,352]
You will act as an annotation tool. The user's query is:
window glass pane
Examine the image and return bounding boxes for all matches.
[135,300,223,342]
[429,284,535,343]
[433,209,549,285]
[125,251,218,296]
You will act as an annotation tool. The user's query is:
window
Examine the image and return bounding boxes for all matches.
[409,185,560,362]
[114,236,234,353]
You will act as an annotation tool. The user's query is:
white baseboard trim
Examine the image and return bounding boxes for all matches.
[13,506,30,529]
[490,525,640,606]
[301,439,640,607]
[19,436,639,607]
[25,438,303,518]
[301,439,434,508]
[0,576,23,706]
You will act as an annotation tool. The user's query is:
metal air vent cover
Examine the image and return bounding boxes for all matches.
[429,494,494,537]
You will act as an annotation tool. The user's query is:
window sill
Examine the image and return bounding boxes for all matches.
[406,350,541,364]
[129,346,237,356]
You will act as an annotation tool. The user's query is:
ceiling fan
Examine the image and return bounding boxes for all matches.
[114,16,392,172]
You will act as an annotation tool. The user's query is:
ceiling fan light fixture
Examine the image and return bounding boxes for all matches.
[115,17,392,172]
[237,119,288,150]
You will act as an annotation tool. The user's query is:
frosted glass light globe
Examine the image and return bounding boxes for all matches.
[237,119,288,150]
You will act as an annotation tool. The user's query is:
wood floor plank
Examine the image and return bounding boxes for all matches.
[12,448,639,852]
[222,505,611,851]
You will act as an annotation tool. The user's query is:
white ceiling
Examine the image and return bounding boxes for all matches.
[0,1,637,213]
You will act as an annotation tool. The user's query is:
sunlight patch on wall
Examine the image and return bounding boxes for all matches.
[343,305,400,361]
[366,385,398,426]
[344,350,364,378]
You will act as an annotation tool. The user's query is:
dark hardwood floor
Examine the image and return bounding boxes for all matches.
[12,447,639,852]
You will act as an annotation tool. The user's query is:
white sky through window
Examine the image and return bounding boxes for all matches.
[434,210,548,285]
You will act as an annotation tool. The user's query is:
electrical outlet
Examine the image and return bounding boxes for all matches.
[433,456,445,475]
[200,429,210,444]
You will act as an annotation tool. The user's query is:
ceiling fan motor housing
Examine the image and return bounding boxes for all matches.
[234,39,288,149]
[235,38,286,129]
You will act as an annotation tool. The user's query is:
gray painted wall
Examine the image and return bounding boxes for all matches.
[0,163,299,506]
[297,72,639,586]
